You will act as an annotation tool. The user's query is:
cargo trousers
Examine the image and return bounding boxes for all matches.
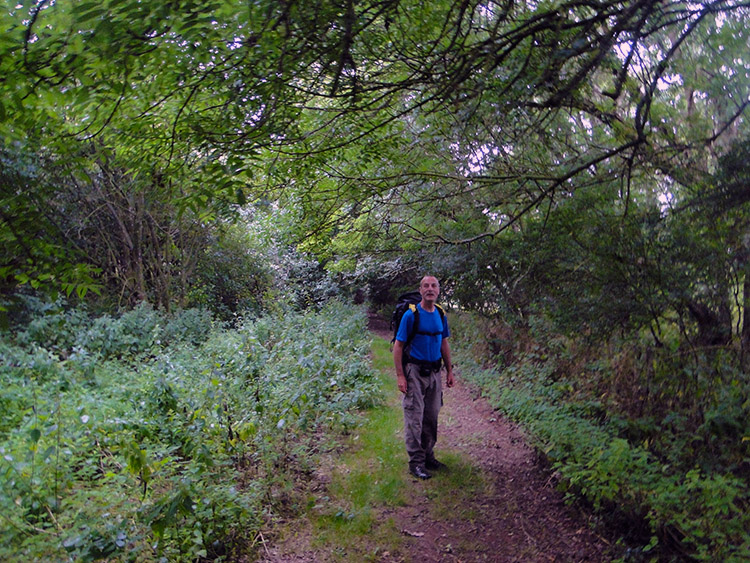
[402,362,443,467]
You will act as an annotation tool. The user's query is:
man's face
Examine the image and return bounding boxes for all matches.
[420,277,440,301]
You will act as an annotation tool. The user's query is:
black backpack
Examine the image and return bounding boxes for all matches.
[390,291,446,350]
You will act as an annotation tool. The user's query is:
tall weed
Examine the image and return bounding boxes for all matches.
[0,300,379,562]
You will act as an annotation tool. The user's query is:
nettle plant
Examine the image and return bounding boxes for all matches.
[0,300,379,562]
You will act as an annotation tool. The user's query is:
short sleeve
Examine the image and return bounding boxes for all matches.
[395,309,414,342]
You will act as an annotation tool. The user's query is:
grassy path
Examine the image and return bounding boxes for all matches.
[256,328,610,562]
[256,335,482,561]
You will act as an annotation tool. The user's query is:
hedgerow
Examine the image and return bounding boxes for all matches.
[453,312,750,562]
[0,300,378,562]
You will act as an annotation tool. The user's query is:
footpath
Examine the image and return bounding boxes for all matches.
[256,315,611,562]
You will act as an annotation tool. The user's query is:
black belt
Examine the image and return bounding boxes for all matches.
[405,356,442,374]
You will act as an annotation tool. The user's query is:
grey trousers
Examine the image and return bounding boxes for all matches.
[402,362,443,467]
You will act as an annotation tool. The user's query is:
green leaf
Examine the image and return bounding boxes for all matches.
[73,3,107,22]
[236,187,246,205]
[28,428,41,443]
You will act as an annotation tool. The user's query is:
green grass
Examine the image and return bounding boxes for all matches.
[329,404,408,508]
[306,336,408,559]
[369,336,397,373]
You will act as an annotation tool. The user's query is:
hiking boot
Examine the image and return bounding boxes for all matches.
[409,464,432,480]
[425,458,447,471]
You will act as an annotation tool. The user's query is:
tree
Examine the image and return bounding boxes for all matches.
[0,146,100,302]
[1,0,749,310]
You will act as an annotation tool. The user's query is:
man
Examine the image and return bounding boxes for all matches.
[393,275,455,480]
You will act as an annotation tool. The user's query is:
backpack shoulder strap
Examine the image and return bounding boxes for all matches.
[413,304,446,337]
[405,304,419,347]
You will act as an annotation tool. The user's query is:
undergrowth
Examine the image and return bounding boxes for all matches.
[300,336,408,561]
[452,311,750,562]
[0,299,379,562]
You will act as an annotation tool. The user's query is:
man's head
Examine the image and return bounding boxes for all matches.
[419,276,440,305]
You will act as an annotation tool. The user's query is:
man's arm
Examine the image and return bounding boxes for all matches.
[441,338,454,388]
[393,340,408,394]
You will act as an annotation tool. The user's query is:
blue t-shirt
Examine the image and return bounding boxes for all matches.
[395,303,450,362]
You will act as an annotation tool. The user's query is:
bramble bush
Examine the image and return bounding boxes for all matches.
[0,300,379,561]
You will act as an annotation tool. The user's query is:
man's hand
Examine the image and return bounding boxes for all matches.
[441,339,454,388]
[397,374,408,394]
[393,340,408,393]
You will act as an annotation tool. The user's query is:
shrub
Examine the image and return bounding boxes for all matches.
[0,299,379,562]
[188,224,273,321]
[161,307,214,346]
[455,310,750,561]
[74,302,163,358]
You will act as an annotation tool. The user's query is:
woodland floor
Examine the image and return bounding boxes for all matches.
[254,314,614,562]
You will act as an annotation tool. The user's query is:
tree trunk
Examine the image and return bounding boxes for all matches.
[741,273,750,369]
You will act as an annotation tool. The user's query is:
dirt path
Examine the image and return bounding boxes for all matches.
[366,313,610,563]
[382,373,609,562]
[257,315,611,562]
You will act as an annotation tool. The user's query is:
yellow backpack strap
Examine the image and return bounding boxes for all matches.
[435,304,446,331]
[405,303,419,348]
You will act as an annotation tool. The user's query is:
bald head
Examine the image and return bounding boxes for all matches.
[419,276,440,309]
